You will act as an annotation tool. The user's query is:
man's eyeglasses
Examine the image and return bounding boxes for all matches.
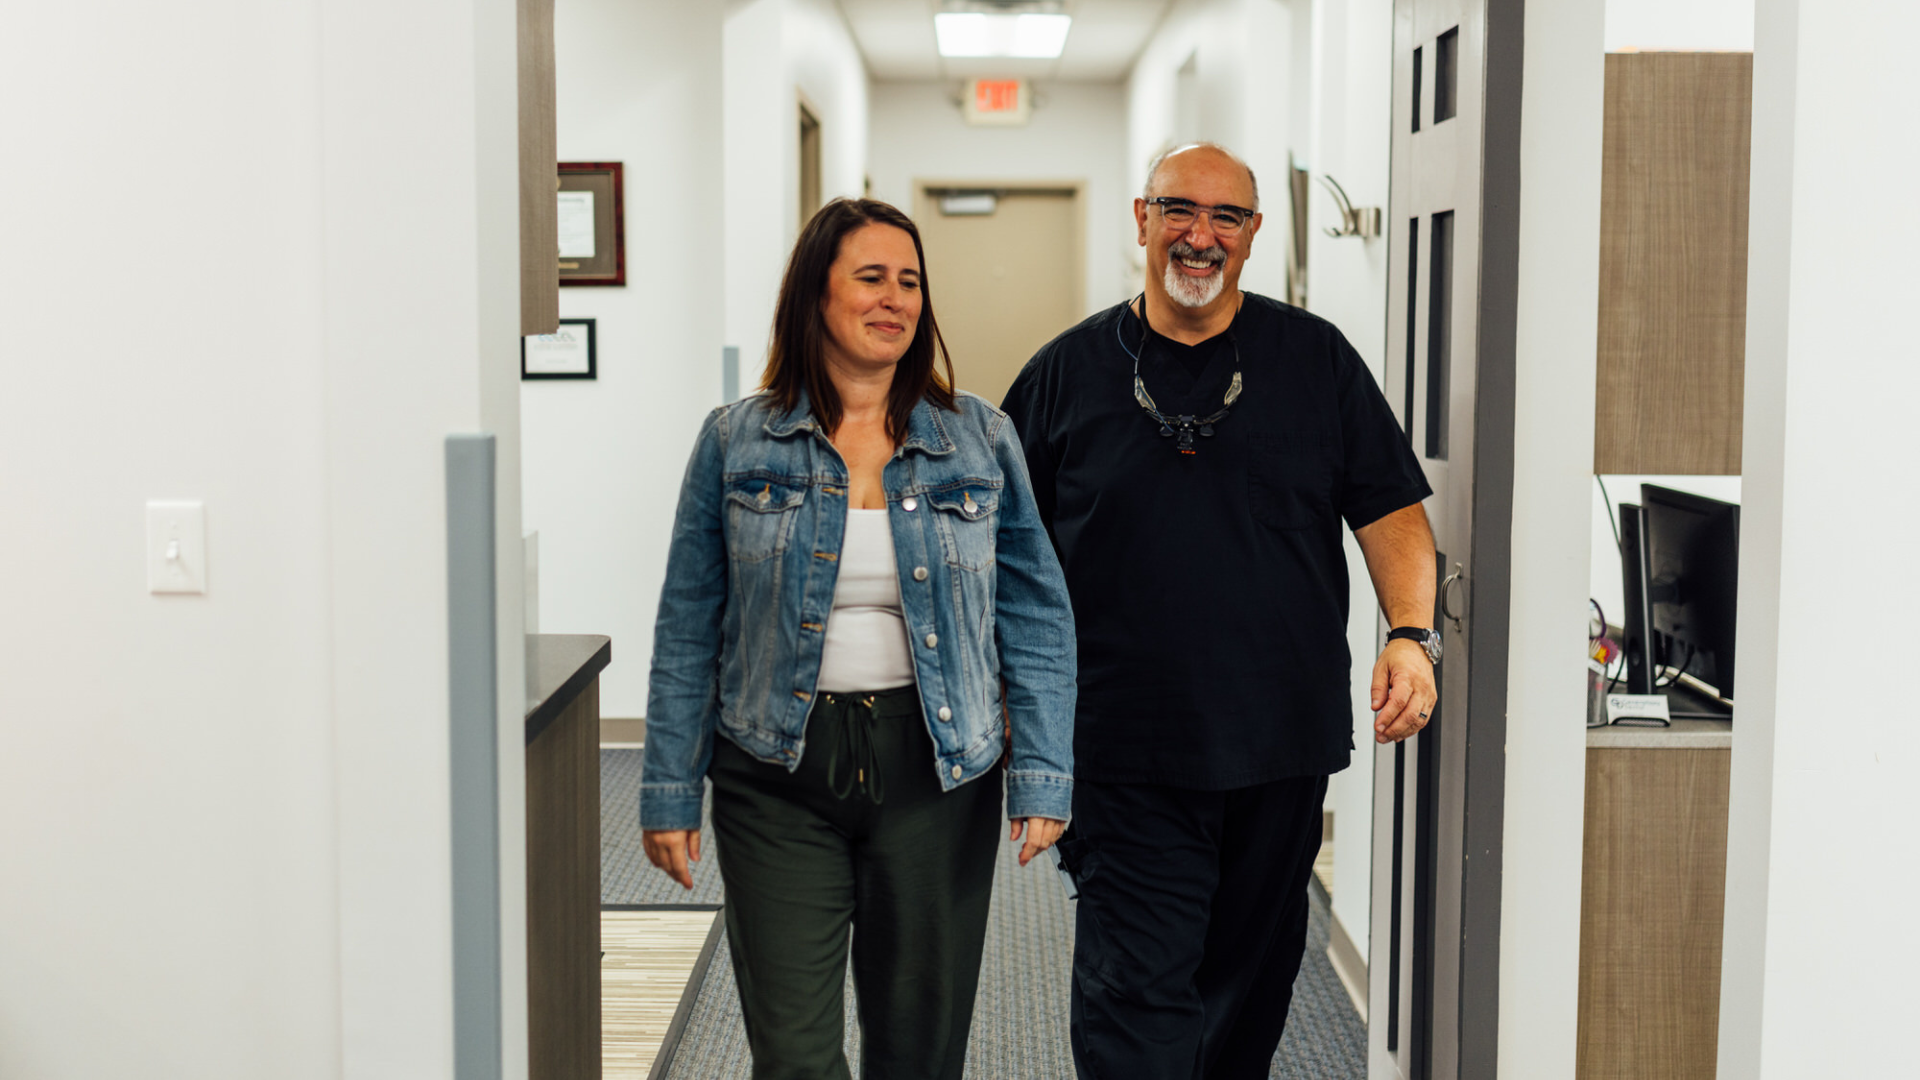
[1147,197,1256,236]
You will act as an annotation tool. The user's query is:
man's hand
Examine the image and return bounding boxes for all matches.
[1371,638,1437,743]
[642,828,702,890]
[1010,817,1066,867]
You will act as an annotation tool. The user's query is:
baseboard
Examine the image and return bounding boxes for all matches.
[1326,906,1369,1023]
[601,716,645,746]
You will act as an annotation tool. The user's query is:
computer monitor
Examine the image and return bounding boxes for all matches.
[1618,503,1658,695]
[1638,483,1740,700]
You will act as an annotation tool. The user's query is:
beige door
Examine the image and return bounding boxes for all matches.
[912,187,1082,407]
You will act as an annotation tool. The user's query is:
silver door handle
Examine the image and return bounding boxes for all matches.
[1439,562,1464,633]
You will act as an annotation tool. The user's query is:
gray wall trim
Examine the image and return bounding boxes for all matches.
[447,434,503,1080]
[1459,0,1526,1074]
[722,345,740,403]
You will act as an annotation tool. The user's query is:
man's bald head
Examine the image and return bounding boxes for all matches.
[1142,142,1260,212]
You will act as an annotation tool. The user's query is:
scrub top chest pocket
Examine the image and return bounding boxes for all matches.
[723,476,807,563]
[926,484,999,572]
[1247,433,1333,532]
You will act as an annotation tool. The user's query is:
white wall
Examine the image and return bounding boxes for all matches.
[867,80,1132,316]
[1293,0,1397,963]
[1719,0,1920,1073]
[1605,0,1753,52]
[1126,0,1296,303]
[524,0,727,721]
[530,0,865,720]
[0,0,527,1076]
[724,0,871,382]
[1498,0,1606,1073]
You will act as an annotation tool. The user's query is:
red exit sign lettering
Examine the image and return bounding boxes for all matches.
[963,79,1032,126]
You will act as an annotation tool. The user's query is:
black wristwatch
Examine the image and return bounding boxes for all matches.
[1387,626,1442,665]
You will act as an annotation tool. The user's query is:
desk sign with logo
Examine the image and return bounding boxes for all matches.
[522,318,596,380]
[1605,693,1673,726]
[964,79,1031,126]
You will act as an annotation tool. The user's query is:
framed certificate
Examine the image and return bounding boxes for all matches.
[557,162,625,287]
[522,318,597,380]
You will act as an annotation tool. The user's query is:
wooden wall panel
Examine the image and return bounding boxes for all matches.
[1594,53,1751,475]
[1576,747,1730,1080]
[527,680,601,1079]
[519,0,559,336]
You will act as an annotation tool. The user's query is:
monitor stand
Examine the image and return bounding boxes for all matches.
[1662,680,1732,721]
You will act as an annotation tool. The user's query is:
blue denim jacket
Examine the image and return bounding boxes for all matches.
[640,390,1076,830]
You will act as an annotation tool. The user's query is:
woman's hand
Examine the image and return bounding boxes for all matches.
[1009,817,1066,867]
[642,828,703,890]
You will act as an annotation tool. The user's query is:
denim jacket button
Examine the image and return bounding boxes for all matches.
[925,633,938,648]
[913,566,928,581]
[902,497,918,512]
[937,706,952,722]
[950,764,963,780]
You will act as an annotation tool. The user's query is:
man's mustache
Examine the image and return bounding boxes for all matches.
[1169,241,1225,266]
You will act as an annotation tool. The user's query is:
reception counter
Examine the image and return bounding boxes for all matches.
[525,634,611,1080]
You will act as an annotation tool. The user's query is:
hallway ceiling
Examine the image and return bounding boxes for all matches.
[839,0,1173,82]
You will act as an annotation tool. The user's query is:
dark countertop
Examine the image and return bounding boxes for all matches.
[524,633,612,744]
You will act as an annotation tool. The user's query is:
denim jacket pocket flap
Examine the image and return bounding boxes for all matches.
[724,476,808,514]
[924,485,999,521]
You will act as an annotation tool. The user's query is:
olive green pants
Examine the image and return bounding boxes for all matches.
[709,687,1003,1080]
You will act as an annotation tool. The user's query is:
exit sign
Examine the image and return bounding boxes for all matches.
[963,79,1031,126]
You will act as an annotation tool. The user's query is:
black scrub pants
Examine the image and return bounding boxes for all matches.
[708,687,1003,1080]
[1060,774,1330,1080]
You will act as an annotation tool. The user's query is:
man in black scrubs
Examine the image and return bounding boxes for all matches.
[1001,142,1442,1079]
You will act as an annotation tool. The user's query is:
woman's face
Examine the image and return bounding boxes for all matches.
[820,223,923,374]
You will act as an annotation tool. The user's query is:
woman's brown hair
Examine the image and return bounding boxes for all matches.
[760,198,957,441]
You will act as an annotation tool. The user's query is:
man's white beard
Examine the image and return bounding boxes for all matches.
[1164,261,1225,308]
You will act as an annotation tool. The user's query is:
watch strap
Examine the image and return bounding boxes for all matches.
[1386,627,1432,642]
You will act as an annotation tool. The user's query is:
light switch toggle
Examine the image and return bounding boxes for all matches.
[148,500,206,594]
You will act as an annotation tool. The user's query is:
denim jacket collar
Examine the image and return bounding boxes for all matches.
[762,388,957,456]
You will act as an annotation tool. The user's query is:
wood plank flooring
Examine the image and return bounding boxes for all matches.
[602,909,720,1078]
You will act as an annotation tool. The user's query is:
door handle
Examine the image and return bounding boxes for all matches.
[1439,562,1464,633]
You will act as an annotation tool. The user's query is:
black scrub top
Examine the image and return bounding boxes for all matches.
[1000,292,1431,788]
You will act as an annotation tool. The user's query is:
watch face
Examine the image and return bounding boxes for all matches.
[1423,632,1443,664]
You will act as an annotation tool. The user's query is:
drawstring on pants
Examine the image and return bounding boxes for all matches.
[825,693,886,804]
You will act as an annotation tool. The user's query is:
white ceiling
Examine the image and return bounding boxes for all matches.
[838,0,1173,82]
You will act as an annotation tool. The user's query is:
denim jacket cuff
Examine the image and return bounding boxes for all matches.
[1005,770,1073,822]
[639,781,706,832]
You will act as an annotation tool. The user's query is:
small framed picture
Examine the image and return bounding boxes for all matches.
[557,162,625,287]
[522,318,596,380]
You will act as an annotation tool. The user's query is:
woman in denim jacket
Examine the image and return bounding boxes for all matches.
[640,198,1076,1080]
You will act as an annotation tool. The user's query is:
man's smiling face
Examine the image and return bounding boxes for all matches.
[1135,146,1263,312]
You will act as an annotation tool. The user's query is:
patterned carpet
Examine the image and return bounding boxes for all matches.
[601,748,1366,1078]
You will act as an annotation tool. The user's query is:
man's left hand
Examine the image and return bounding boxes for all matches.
[1371,638,1437,743]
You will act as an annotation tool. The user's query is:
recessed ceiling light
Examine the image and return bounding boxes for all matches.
[934,12,1072,59]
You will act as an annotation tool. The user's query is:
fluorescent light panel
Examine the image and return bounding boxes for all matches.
[934,13,1072,58]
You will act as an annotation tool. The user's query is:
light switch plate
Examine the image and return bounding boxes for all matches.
[147,500,206,594]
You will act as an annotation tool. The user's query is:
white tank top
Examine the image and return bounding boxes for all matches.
[815,509,916,693]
